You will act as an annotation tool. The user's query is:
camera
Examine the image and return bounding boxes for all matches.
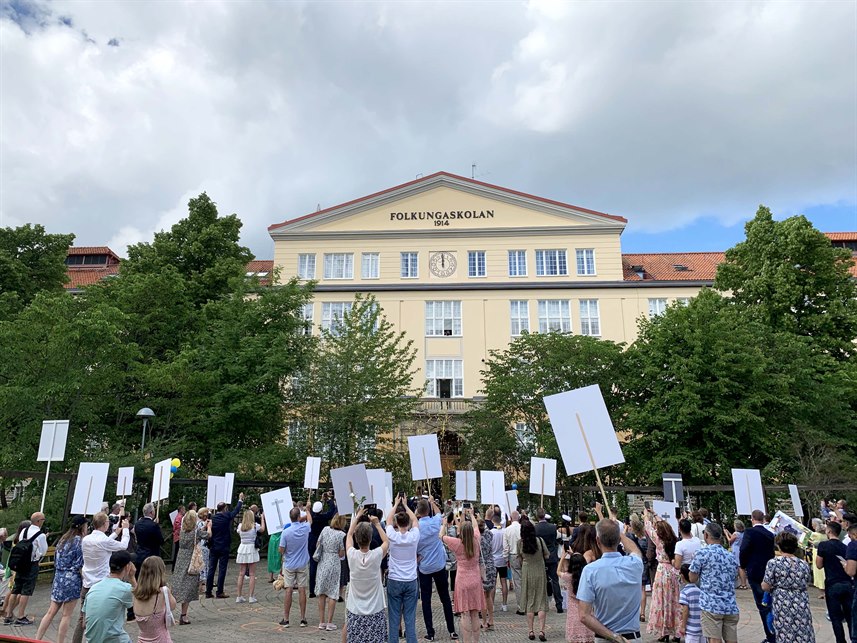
[462,502,471,509]
[364,504,377,513]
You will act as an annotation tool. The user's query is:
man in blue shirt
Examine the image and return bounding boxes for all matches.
[205,492,244,599]
[689,523,739,643]
[81,550,136,643]
[279,502,313,628]
[415,497,458,641]
[577,518,644,642]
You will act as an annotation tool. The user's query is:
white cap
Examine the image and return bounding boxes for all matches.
[312,501,323,513]
[562,514,572,523]
[544,513,552,520]
[299,510,307,519]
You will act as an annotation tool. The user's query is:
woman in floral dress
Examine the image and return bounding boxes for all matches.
[36,516,86,643]
[645,511,680,641]
[170,510,209,624]
[559,550,593,643]
[314,515,345,631]
[478,518,496,630]
[762,532,815,643]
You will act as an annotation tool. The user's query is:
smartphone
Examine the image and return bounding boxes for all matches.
[365,503,377,512]
[463,502,472,509]
[644,501,650,510]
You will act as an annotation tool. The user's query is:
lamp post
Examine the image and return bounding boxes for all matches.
[136,407,155,452]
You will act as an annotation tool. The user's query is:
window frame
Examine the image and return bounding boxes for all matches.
[535,249,569,277]
[401,252,419,279]
[320,301,353,335]
[537,299,572,333]
[425,300,463,337]
[322,253,354,280]
[579,299,601,336]
[648,298,668,318]
[297,253,316,280]
[467,250,487,278]
[425,359,464,398]
[361,252,380,280]
[510,300,530,336]
[575,248,597,276]
[508,250,527,277]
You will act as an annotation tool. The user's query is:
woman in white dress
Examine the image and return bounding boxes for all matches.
[235,510,265,604]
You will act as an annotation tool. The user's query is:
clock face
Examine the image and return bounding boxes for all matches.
[429,251,457,278]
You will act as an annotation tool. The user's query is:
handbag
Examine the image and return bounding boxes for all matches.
[162,586,176,628]
[188,532,205,575]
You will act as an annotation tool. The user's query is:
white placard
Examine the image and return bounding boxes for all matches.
[408,434,443,481]
[544,385,624,476]
[37,420,70,462]
[169,510,179,527]
[663,473,684,504]
[366,469,386,505]
[480,471,505,506]
[151,459,171,503]
[304,457,322,490]
[731,468,766,515]
[71,462,109,515]
[206,475,225,509]
[788,484,804,518]
[330,464,371,515]
[223,473,235,506]
[529,457,557,497]
[261,486,294,535]
[385,471,394,510]
[652,500,679,534]
[116,467,134,497]
[455,471,478,501]
[505,490,519,515]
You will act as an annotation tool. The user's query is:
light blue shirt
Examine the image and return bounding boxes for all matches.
[576,551,643,634]
[81,577,133,643]
[280,522,311,570]
[417,514,446,574]
[688,545,738,615]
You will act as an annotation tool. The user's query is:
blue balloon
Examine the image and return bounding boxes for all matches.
[170,465,177,473]
[511,483,518,490]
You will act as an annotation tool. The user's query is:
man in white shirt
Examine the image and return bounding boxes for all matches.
[71,511,131,643]
[2,512,48,626]
[674,519,702,569]
[503,511,523,614]
[490,514,509,611]
[386,494,420,643]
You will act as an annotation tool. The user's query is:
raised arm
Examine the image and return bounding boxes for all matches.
[345,511,360,551]
[371,515,389,556]
[305,494,313,525]
[404,501,419,529]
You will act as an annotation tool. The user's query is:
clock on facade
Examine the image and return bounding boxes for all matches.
[429,251,457,278]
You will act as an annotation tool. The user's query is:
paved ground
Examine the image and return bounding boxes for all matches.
[5,566,843,642]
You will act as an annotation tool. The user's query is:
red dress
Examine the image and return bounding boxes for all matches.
[443,525,485,614]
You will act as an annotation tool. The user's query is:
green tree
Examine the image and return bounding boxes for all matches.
[619,289,856,485]
[714,206,857,358]
[289,294,421,472]
[0,224,74,317]
[123,193,253,308]
[461,332,625,474]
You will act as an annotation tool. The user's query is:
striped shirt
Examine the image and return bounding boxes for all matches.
[679,583,702,637]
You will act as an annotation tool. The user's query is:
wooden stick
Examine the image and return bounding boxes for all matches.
[746,475,752,515]
[541,462,545,508]
[83,476,93,518]
[575,412,610,514]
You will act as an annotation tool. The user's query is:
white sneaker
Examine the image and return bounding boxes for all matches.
[248,596,258,604]
[236,596,246,603]
[326,624,338,631]
[501,604,508,612]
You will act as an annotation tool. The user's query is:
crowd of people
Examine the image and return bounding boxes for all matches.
[0,489,854,643]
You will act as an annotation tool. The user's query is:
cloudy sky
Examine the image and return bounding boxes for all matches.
[1,0,855,258]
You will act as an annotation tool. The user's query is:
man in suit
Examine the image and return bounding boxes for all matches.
[739,509,775,643]
[206,492,244,599]
[534,507,563,613]
[133,503,165,577]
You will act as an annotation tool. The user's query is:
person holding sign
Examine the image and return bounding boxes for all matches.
[440,506,483,643]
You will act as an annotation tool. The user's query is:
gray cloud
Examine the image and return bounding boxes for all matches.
[1,0,855,257]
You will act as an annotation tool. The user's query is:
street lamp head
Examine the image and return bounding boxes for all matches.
[136,407,155,419]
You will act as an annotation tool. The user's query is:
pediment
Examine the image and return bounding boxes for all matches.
[269,173,625,237]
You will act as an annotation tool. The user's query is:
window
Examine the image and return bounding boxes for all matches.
[401,252,418,278]
[535,249,568,276]
[361,253,380,279]
[323,253,353,279]
[468,251,486,277]
[510,300,530,336]
[514,422,535,448]
[297,253,316,279]
[321,301,352,334]
[300,303,313,335]
[508,250,527,277]
[425,359,463,398]
[576,249,596,275]
[425,301,462,336]
[676,297,692,306]
[579,299,600,336]
[649,298,667,317]
[537,299,571,332]
[286,421,307,446]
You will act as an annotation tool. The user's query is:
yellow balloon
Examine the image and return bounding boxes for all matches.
[170,472,174,479]
[171,458,181,468]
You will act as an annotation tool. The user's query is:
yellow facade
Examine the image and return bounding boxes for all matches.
[269,173,708,399]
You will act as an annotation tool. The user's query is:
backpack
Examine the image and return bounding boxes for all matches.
[8,528,41,573]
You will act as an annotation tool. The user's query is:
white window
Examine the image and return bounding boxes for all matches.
[514,422,535,448]
[508,250,527,277]
[537,299,571,332]
[575,249,596,276]
[579,299,600,336]
[510,300,530,336]
[323,253,354,279]
[425,301,462,336]
[676,297,692,306]
[286,421,307,446]
[468,251,486,277]
[649,298,667,317]
[401,252,418,278]
[425,359,464,398]
[297,253,316,279]
[361,253,380,279]
[300,303,314,335]
[535,249,568,276]
[321,301,353,334]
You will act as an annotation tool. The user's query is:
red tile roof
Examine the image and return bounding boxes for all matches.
[622,252,726,281]
[65,266,121,289]
[245,260,274,285]
[268,171,628,231]
[67,246,122,261]
[825,232,857,241]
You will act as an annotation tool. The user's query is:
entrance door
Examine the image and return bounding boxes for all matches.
[438,379,452,399]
